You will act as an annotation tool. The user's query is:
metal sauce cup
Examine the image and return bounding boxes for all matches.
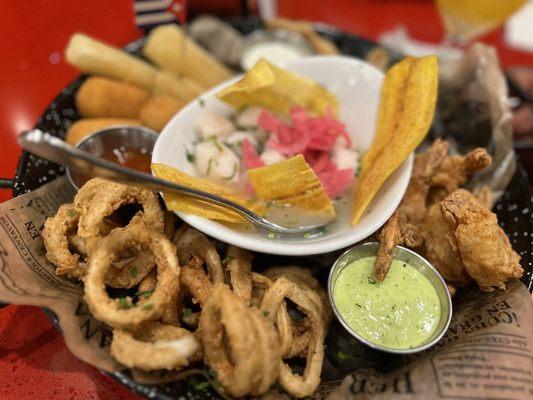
[328,242,452,354]
[67,126,158,190]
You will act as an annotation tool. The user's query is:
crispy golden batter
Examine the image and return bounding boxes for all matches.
[440,190,523,291]
[374,140,494,286]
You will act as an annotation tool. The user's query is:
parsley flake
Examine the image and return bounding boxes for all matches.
[182,307,193,318]
[142,303,154,311]
[223,255,235,264]
[66,210,76,218]
[118,297,133,309]
[130,267,138,278]
[337,351,351,361]
[198,98,205,107]
[367,275,377,284]
[135,289,154,298]
[186,150,195,163]
[263,311,270,317]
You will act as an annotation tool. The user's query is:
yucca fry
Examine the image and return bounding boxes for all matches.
[143,24,233,88]
[76,77,150,118]
[66,118,142,145]
[66,33,203,104]
[140,95,185,131]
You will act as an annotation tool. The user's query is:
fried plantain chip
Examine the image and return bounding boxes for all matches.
[216,59,338,117]
[247,155,335,216]
[352,55,438,225]
[152,163,265,223]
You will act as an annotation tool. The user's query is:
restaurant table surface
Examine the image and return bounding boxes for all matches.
[1,0,533,399]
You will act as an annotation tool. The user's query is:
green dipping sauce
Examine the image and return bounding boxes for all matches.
[332,256,441,349]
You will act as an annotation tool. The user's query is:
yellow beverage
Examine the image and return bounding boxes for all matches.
[436,0,527,40]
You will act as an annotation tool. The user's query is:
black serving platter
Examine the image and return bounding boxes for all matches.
[10,17,533,400]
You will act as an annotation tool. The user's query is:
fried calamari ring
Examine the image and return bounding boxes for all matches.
[111,322,199,370]
[264,266,332,325]
[173,226,224,284]
[84,223,180,329]
[251,273,293,357]
[199,284,277,397]
[248,307,281,396]
[225,246,253,305]
[43,204,87,280]
[260,277,325,398]
[78,182,164,253]
[180,255,213,305]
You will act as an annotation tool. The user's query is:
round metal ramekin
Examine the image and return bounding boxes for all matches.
[66,126,158,190]
[328,242,452,354]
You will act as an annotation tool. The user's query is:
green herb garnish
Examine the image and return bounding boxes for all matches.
[66,210,76,218]
[265,200,273,209]
[337,351,351,361]
[130,267,138,278]
[182,307,193,318]
[142,303,154,311]
[208,136,223,152]
[367,275,377,284]
[189,377,210,391]
[186,150,195,163]
[135,289,154,298]
[118,297,133,309]
[199,98,205,107]
[263,311,270,317]
[206,158,214,175]
[223,255,235,264]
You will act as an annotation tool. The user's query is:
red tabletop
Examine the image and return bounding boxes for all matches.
[1,1,533,399]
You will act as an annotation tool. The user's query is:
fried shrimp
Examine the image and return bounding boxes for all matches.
[84,223,180,329]
[43,204,87,280]
[111,322,199,370]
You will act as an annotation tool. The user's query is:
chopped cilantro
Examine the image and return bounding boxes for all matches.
[263,311,270,317]
[118,297,133,309]
[198,98,205,107]
[142,303,154,311]
[186,150,195,163]
[355,303,362,308]
[130,267,138,278]
[194,381,210,391]
[208,136,223,152]
[135,289,154,298]
[206,158,214,175]
[66,210,76,218]
[182,307,193,318]
[355,163,362,177]
[223,255,235,264]
[337,351,351,361]
[367,275,377,284]
[189,377,210,391]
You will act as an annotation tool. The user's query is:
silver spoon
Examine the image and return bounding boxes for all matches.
[18,129,330,235]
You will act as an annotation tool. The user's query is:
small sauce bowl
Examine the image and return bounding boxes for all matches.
[328,242,452,354]
[67,126,158,190]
